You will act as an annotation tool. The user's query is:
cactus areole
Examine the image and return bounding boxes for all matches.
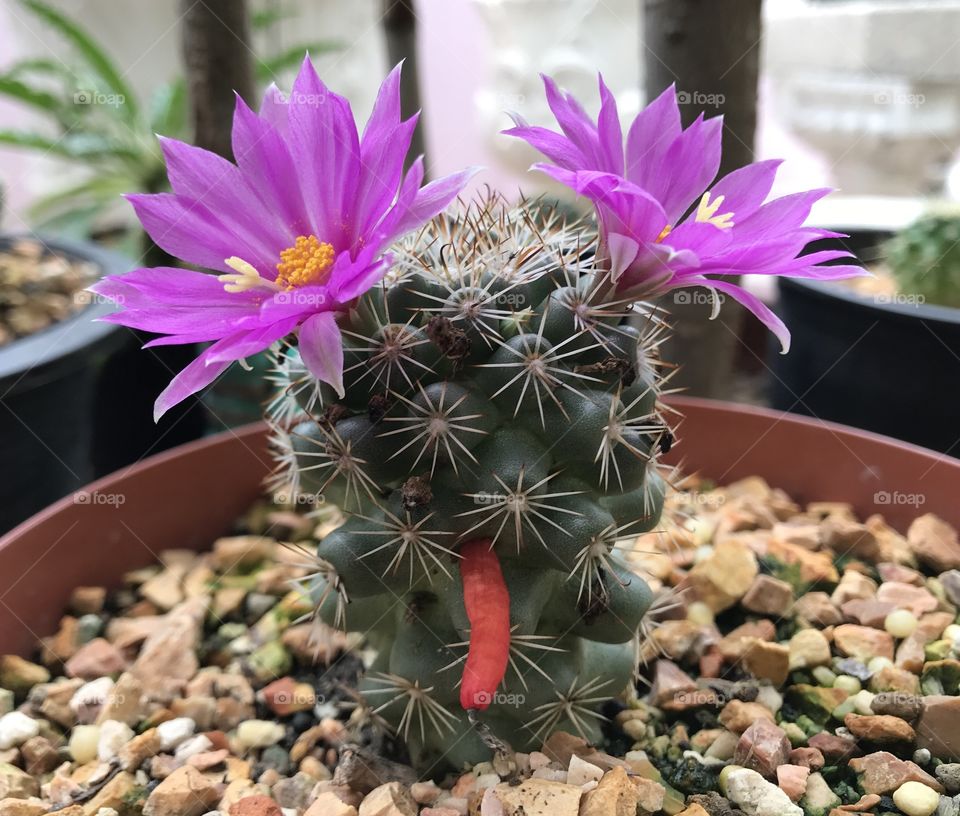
[90,57,864,767]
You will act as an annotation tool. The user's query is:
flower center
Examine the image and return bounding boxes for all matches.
[276,235,336,290]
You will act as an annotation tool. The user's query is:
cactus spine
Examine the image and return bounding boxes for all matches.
[269,194,669,769]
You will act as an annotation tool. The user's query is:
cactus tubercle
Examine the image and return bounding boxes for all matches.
[459,539,511,711]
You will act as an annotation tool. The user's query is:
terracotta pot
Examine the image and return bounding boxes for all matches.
[1,397,958,657]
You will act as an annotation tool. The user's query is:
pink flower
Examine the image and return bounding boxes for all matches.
[504,76,864,351]
[92,58,475,419]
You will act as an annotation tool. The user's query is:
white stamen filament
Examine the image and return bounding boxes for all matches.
[219,256,281,293]
[695,192,735,230]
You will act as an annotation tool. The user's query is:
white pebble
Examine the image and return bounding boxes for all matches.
[868,656,894,673]
[236,719,285,750]
[892,780,941,816]
[852,689,876,715]
[755,685,783,715]
[0,711,39,749]
[885,610,919,639]
[687,601,714,626]
[69,724,101,764]
[566,754,604,787]
[944,624,960,645]
[475,773,500,790]
[531,767,567,782]
[174,734,213,760]
[70,676,114,716]
[528,751,551,770]
[156,717,196,750]
[834,675,862,695]
[725,767,803,816]
[97,719,134,761]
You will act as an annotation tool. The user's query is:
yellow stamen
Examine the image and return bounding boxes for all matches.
[695,192,735,229]
[656,224,673,242]
[219,256,280,293]
[275,235,336,290]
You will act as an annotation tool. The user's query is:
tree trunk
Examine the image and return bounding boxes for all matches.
[180,0,256,160]
[643,0,762,398]
[383,0,426,170]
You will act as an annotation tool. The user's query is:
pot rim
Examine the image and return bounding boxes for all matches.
[0,233,133,386]
[3,398,957,552]
[779,224,960,327]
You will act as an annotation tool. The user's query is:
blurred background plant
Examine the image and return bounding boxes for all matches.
[884,211,960,309]
[0,0,340,258]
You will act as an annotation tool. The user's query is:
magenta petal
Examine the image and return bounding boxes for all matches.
[330,250,392,304]
[91,267,263,337]
[707,159,782,221]
[128,193,277,274]
[658,115,724,223]
[379,162,478,241]
[153,339,234,421]
[625,85,681,189]
[259,83,289,133]
[299,311,345,397]
[663,221,733,257]
[606,233,640,280]
[355,115,419,237]
[735,188,833,240]
[501,123,588,170]
[204,315,301,363]
[159,137,290,257]
[596,74,624,175]
[542,75,606,170]
[703,278,791,353]
[231,95,308,239]
[286,56,361,248]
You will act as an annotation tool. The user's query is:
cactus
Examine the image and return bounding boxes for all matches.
[267,194,666,768]
[91,58,864,772]
[885,213,960,309]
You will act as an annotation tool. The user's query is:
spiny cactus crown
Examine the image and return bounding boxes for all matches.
[885,213,960,309]
[267,194,672,770]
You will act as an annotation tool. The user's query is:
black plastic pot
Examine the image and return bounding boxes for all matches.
[0,235,131,530]
[0,235,207,532]
[771,229,960,454]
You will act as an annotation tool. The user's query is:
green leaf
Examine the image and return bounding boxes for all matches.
[0,75,62,112]
[32,202,105,238]
[0,130,137,161]
[28,173,133,219]
[148,79,188,139]
[20,0,139,122]
[251,6,294,30]
[255,42,342,82]
[5,57,74,82]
